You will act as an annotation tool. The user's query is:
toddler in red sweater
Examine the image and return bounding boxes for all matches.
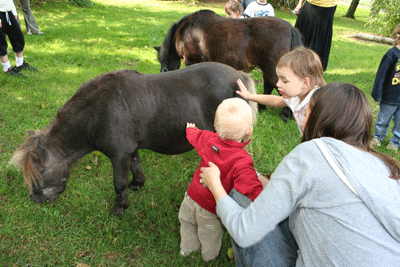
[179,97,263,261]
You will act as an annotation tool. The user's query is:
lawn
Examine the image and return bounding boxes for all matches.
[0,0,398,266]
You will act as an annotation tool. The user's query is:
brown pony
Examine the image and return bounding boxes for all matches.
[155,9,302,112]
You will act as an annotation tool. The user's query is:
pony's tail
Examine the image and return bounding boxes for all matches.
[236,72,258,154]
[291,27,302,50]
[239,72,258,126]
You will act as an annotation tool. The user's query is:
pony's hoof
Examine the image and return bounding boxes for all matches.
[128,184,143,192]
[112,206,125,217]
[112,201,129,217]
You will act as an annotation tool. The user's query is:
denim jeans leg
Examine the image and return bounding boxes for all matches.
[373,103,397,141]
[389,106,400,147]
[229,189,298,267]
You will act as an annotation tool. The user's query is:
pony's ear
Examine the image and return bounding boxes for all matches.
[154,46,161,52]
[28,130,36,136]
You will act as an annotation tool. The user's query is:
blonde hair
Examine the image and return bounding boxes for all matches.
[277,46,326,91]
[224,0,243,16]
[214,98,252,141]
[392,24,400,46]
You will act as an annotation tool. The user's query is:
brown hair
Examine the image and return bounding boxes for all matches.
[392,24,400,46]
[302,82,400,179]
[224,0,243,16]
[277,46,326,91]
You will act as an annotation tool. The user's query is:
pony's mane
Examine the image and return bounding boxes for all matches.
[10,124,53,192]
[159,23,179,63]
[160,10,216,63]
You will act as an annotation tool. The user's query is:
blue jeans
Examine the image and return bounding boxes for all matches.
[229,189,298,267]
[373,103,400,147]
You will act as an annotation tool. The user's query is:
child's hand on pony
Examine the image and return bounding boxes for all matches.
[236,79,252,99]
[187,122,196,128]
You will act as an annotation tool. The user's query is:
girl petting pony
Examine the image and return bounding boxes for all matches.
[237,46,326,134]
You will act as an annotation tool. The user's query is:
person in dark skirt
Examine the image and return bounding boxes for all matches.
[294,0,337,71]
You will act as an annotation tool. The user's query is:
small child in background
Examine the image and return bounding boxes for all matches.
[371,24,400,151]
[236,46,326,134]
[243,0,274,17]
[241,0,256,11]
[179,98,263,262]
[224,0,244,18]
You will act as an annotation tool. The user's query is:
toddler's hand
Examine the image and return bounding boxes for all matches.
[236,79,251,99]
[187,122,196,128]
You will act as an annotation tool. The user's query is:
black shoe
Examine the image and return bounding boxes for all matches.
[4,66,25,77]
[15,61,37,72]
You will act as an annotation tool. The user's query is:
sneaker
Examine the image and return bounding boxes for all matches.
[15,61,37,72]
[4,66,25,77]
[180,250,190,257]
[27,30,44,35]
[387,142,398,151]
[371,137,381,147]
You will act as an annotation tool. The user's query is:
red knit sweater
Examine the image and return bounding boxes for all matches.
[186,127,263,214]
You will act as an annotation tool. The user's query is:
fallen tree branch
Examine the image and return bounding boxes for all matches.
[351,33,394,45]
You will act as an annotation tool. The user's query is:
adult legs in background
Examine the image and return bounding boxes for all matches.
[13,0,42,34]
[0,11,26,75]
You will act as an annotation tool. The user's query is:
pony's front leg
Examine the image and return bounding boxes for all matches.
[111,155,131,216]
[128,150,146,191]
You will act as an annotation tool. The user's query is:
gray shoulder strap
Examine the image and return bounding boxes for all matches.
[314,139,359,196]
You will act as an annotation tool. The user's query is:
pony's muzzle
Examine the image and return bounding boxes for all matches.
[29,187,60,203]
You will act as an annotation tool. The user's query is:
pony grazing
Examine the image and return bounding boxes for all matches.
[155,9,302,101]
[11,62,256,216]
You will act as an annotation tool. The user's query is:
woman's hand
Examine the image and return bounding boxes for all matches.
[200,162,227,203]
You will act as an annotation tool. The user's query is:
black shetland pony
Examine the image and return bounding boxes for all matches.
[11,62,256,216]
[155,10,302,100]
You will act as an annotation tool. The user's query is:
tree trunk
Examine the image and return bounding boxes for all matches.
[343,0,360,19]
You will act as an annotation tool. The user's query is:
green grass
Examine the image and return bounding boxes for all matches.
[1,1,399,266]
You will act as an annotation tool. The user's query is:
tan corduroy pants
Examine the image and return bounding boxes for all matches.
[178,192,223,261]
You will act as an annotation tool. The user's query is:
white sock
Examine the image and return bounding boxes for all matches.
[15,56,24,67]
[2,61,11,72]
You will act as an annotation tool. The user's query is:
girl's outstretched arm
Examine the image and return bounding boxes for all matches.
[236,79,287,108]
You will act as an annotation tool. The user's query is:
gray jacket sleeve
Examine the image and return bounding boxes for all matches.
[216,147,310,247]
